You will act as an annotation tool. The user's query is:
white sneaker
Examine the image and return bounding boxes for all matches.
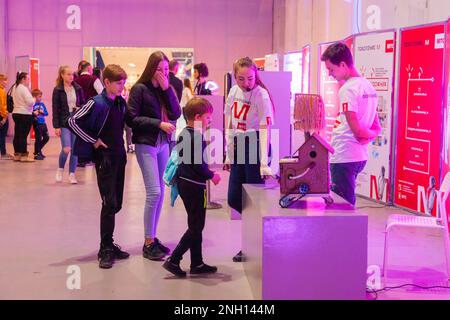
[56,168,63,183]
[69,173,78,184]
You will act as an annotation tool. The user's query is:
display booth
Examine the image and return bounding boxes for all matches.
[394,21,449,220]
[353,30,397,204]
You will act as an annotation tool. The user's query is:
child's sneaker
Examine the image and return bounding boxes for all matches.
[56,168,63,183]
[69,173,78,184]
[232,250,244,262]
[190,263,218,274]
[162,258,187,277]
[34,153,45,160]
[112,243,130,260]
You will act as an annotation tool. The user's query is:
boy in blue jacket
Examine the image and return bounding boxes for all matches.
[31,89,49,160]
[68,64,130,269]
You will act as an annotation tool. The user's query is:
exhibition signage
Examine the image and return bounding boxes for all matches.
[394,23,446,216]
[354,30,396,204]
[265,53,280,71]
[301,45,311,94]
[283,51,303,96]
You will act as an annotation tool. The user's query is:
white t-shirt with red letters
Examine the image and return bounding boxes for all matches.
[330,77,378,164]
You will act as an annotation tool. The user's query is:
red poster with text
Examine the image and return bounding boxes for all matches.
[443,19,450,226]
[394,24,446,216]
[318,38,354,142]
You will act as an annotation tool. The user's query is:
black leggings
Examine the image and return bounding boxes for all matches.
[12,114,33,154]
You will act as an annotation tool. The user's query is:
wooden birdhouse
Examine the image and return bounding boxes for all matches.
[279,133,334,201]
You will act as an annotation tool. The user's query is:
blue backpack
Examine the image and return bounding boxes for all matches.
[163,149,180,207]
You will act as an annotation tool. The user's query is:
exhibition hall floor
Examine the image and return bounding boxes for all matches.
[0,138,449,300]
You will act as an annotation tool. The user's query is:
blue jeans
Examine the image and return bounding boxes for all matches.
[135,137,169,239]
[0,118,8,155]
[59,128,78,173]
[330,161,367,205]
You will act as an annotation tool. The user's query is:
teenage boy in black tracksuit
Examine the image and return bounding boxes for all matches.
[163,97,221,277]
[68,64,130,269]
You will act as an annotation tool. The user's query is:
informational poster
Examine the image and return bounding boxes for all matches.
[284,51,303,154]
[318,38,354,143]
[353,31,396,204]
[443,19,450,226]
[394,23,446,216]
[283,51,303,95]
[264,53,280,71]
[254,58,266,71]
[29,58,40,90]
[301,45,311,94]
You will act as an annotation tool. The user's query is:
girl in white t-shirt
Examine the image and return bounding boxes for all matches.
[224,57,275,262]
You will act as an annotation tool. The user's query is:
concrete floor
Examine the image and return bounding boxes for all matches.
[0,138,449,300]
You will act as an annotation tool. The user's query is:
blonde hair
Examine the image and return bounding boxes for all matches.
[233,57,275,112]
[56,66,71,87]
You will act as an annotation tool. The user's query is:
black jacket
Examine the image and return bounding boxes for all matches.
[68,90,127,162]
[52,82,85,129]
[177,127,214,184]
[169,72,183,102]
[126,82,181,146]
[194,81,211,96]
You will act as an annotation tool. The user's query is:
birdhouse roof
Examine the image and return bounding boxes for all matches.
[310,133,335,154]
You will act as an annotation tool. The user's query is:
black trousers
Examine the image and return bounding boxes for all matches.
[171,179,207,267]
[94,151,127,248]
[33,122,49,155]
[12,114,33,154]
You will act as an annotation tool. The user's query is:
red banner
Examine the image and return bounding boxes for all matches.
[394,24,446,216]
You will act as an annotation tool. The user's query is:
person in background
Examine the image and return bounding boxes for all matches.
[52,66,84,184]
[121,86,134,153]
[31,89,49,160]
[0,74,13,160]
[169,60,183,102]
[175,78,194,139]
[93,67,103,85]
[11,72,35,162]
[193,63,211,96]
[126,51,181,261]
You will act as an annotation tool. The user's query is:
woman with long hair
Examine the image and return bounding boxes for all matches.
[52,66,84,184]
[126,51,181,261]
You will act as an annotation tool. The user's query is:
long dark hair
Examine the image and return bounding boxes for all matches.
[15,72,28,87]
[136,51,169,84]
[233,57,275,112]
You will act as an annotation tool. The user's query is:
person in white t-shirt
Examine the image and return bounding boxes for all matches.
[321,42,381,205]
[223,57,275,262]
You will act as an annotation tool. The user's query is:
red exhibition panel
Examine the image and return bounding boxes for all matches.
[318,38,354,142]
[444,19,450,224]
[394,23,446,216]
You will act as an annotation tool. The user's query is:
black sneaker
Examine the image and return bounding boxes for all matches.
[98,247,115,269]
[39,152,46,158]
[162,258,187,277]
[143,242,166,261]
[232,250,244,262]
[112,243,130,260]
[34,154,44,160]
[154,238,170,254]
[190,263,218,274]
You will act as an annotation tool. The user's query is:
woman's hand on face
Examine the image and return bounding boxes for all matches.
[155,71,169,91]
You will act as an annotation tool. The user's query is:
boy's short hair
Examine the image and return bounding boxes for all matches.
[31,89,42,97]
[321,42,354,67]
[184,97,213,121]
[103,64,127,82]
[169,60,179,71]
